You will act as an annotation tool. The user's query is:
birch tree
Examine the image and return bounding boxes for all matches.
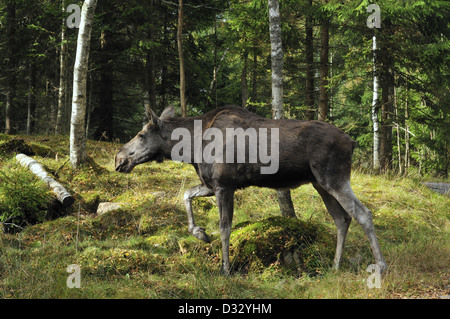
[371,34,381,171]
[70,0,97,167]
[368,4,381,171]
[268,0,296,218]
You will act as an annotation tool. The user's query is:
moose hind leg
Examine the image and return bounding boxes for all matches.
[215,187,235,276]
[313,183,351,270]
[328,181,387,273]
[184,184,214,243]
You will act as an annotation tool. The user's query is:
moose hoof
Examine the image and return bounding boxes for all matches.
[191,226,211,243]
[220,263,231,277]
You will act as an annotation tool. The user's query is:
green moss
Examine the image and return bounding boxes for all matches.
[0,138,34,157]
[92,208,138,235]
[230,216,335,275]
[81,192,101,213]
[79,246,166,277]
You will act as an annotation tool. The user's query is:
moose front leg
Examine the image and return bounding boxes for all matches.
[184,184,214,243]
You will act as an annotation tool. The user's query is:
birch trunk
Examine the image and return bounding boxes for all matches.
[371,35,381,171]
[268,0,296,218]
[70,0,97,167]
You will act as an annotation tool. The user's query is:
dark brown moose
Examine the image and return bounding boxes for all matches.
[115,105,387,275]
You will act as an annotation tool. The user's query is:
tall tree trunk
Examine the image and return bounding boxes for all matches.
[394,86,402,174]
[251,49,258,110]
[379,20,394,172]
[304,0,314,121]
[94,29,114,140]
[27,61,37,135]
[160,10,169,109]
[404,92,410,173]
[146,50,157,114]
[5,1,16,134]
[318,18,329,121]
[177,0,187,117]
[268,0,296,219]
[241,48,249,108]
[55,0,67,135]
[70,0,97,168]
[371,34,381,171]
[380,65,394,172]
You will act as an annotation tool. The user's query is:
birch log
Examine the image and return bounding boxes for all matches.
[15,153,75,207]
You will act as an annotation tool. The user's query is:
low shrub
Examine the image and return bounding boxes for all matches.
[0,165,53,232]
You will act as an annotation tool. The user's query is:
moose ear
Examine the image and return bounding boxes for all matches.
[159,105,175,121]
[146,108,160,126]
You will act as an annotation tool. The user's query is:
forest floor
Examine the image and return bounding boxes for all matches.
[0,134,449,299]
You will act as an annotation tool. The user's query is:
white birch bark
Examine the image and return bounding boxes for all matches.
[268,0,296,218]
[70,0,97,167]
[371,35,381,170]
[268,0,284,120]
[16,154,75,207]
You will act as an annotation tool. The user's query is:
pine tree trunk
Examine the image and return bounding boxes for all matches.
[404,92,410,173]
[251,50,258,109]
[5,1,16,134]
[177,0,187,117]
[268,0,296,219]
[241,48,249,108]
[380,65,394,172]
[55,0,67,135]
[94,29,114,140]
[70,0,97,168]
[27,61,37,135]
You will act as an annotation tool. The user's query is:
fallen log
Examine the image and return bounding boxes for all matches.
[15,153,75,207]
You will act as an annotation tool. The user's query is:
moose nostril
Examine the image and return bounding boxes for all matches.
[129,151,135,156]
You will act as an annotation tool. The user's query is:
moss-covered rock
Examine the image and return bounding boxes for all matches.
[230,216,335,275]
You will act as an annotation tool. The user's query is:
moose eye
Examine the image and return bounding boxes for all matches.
[138,133,145,140]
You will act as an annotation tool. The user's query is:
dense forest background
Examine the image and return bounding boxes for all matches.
[0,0,448,177]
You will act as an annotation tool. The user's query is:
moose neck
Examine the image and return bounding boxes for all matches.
[160,116,203,163]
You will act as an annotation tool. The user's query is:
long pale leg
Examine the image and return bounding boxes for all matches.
[184,184,214,243]
[313,183,352,269]
[327,181,387,273]
[215,187,235,275]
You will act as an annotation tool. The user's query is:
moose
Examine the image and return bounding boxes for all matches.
[115,105,387,275]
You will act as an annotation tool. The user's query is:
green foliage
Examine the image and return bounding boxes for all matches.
[0,164,53,231]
